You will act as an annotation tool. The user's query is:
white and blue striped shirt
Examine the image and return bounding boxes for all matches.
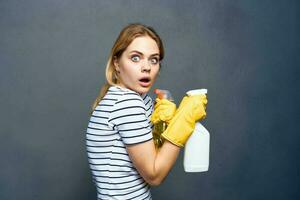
[86,86,154,200]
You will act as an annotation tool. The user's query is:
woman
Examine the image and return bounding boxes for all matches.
[86,23,207,200]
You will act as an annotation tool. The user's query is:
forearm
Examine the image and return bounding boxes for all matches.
[127,139,180,186]
[152,140,180,185]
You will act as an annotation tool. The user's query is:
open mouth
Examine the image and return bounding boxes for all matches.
[139,77,151,83]
[139,77,151,87]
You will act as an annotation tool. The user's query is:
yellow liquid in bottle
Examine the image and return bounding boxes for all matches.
[152,89,173,148]
[153,121,166,148]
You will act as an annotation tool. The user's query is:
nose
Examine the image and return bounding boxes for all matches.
[141,59,151,72]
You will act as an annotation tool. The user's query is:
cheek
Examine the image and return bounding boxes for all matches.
[152,66,160,77]
[121,60,137,71]
[118,60,131,73]
[119,63,138,80]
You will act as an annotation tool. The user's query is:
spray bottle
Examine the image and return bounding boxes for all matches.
[183,89,210,172]
[152,89,173,148]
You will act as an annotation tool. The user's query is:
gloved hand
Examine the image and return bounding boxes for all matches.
[161,94,208,147]
[151,98,176,124]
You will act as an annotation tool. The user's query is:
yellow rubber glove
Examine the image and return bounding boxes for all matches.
[161,94,207,147]
[151,98,176,124]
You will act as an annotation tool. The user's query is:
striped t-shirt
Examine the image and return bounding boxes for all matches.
[86,86,154,200]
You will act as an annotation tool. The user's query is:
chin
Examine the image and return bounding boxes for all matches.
[136,86,151,95]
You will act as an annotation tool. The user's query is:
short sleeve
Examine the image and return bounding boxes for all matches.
[108,93,153,145]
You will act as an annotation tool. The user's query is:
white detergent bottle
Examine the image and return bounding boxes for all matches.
[183,89,210,172]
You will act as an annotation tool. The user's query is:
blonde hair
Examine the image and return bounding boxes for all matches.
[91,23,165,111]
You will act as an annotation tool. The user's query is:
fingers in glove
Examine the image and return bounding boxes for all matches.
[154,99,173,109]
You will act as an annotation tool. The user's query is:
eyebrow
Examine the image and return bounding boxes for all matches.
[129,50,160,57]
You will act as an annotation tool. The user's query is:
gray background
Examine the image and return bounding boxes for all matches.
[1,0,299,199]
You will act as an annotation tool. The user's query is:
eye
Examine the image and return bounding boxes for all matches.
[131,55,140,62]
[150,57,159,65]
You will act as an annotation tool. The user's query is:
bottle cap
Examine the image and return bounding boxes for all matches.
[186,89,207,96]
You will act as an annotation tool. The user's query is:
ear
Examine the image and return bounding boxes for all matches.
[113,56,120,72]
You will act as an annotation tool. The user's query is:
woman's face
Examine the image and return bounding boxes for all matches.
[114,36,160,94]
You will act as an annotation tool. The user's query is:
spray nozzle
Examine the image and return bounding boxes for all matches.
[154,89,173,101]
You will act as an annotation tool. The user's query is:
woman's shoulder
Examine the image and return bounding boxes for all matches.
[108,86,145,107]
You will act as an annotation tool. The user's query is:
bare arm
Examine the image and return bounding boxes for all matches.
[126,139,180,186]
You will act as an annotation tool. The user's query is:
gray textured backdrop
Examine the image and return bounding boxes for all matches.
[1,0,299,200]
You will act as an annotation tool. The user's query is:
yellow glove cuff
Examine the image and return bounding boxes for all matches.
[161,95,207,147]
